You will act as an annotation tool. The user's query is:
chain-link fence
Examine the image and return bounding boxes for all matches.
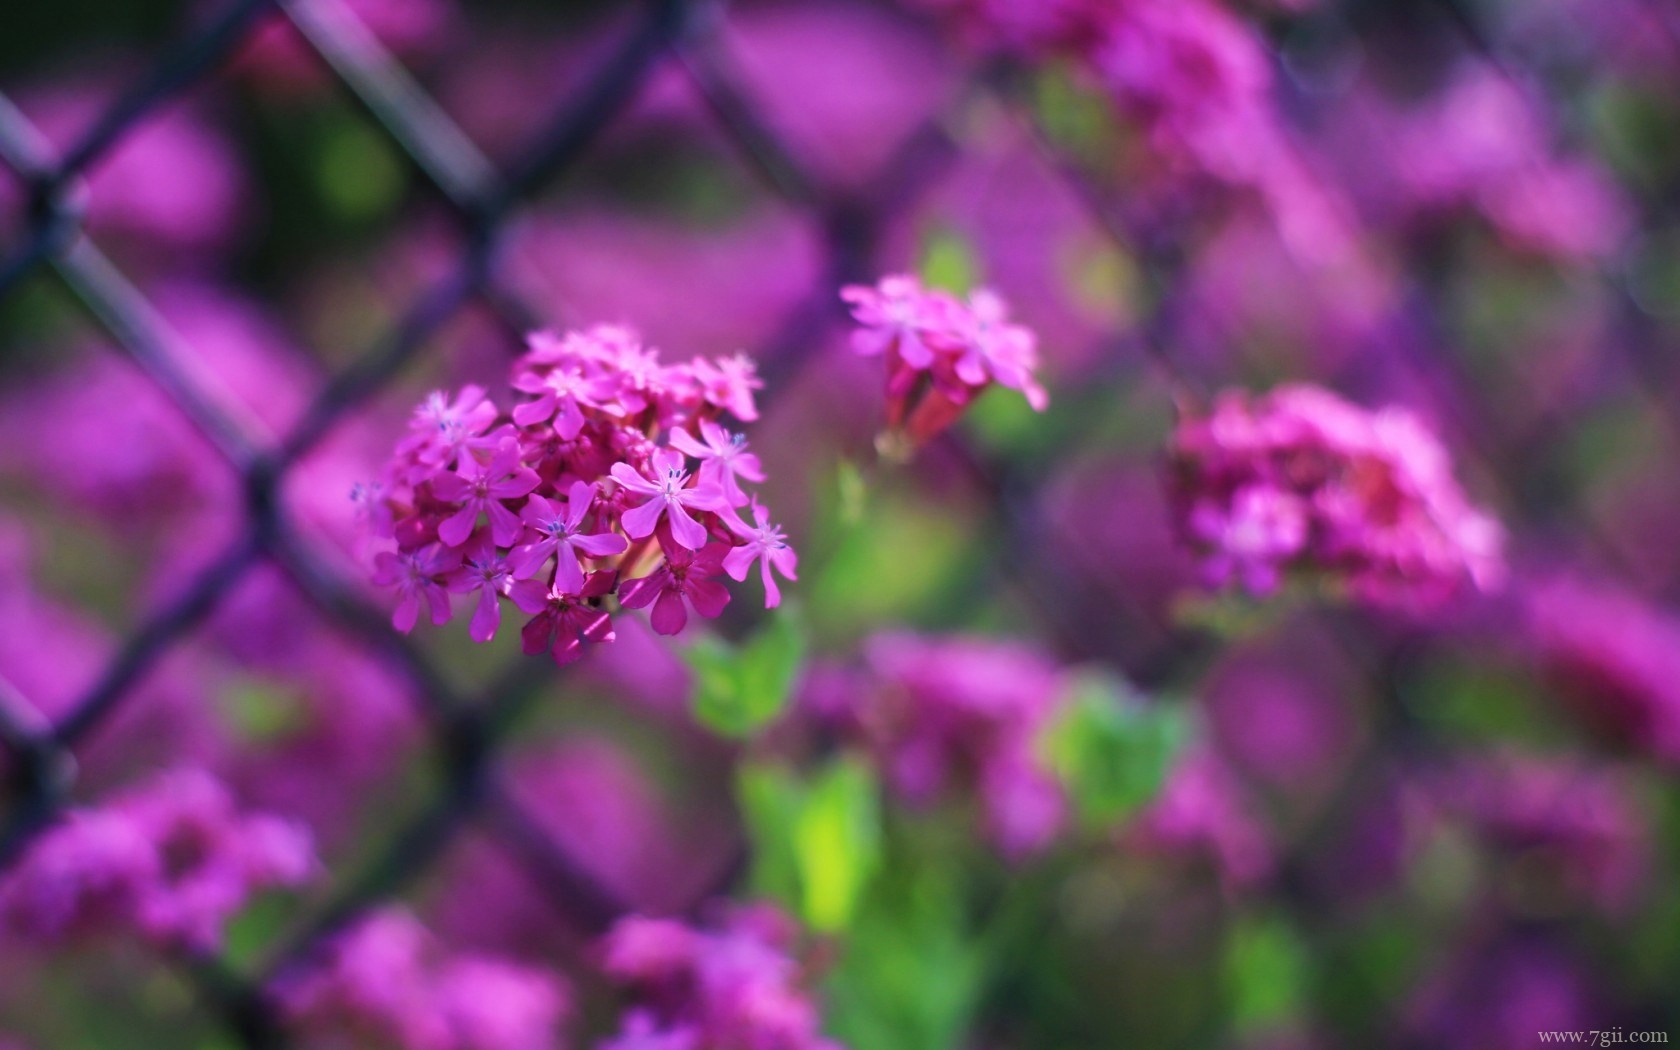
[2,0,1677,1045]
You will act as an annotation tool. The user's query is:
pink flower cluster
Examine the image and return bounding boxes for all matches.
[1167,384,1505,605]
[272,907,569,1050]
[910,0,1370,278]
[841,275,1047,447]
[1120,750,1273,890]
[0,769,316,953]
[597,905,839,1050]
[805,633,1071,858]
[363,326,796,663]
[1386,66,1629,260]
[1527,577,1680,766]
[1433,753,1648,915]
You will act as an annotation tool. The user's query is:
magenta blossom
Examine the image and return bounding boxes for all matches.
[951,289,1049,411]
[669,421,765,509]
[430,441,542,547]
[510,481,629,591]
[688,352,764,422]
[511,362,616,438]
[597,906,838,1050]
[1168,385,1504,606]
[363,325,795,650]
[272,907,570,1050]
[509,570,618,666]
[610,449,726,551]
[0,769,317,952]
[372,543,460,633]
[842,273,944,367]
[399,384,499,470]
[841,275,1047,446]
[620,540,732,636]
[446,533,516,644]
[723,503,798,609]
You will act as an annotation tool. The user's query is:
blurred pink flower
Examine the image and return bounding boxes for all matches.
[1527,576,1680,765]
[274,906,569,1050]
[1168,384,1505,606]
[0,768,317,952]
[598,905,839,1050]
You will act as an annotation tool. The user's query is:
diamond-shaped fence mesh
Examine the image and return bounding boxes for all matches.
[0,0,1676,1045]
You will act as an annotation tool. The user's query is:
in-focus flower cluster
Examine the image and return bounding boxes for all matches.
[1167,384,1504,605]
[805,633,1072,858]
[841,275,1047,449]
[598,905,838,1050]
[363,326,796,662]
[0,769,316,953]
[272,907,569,1050]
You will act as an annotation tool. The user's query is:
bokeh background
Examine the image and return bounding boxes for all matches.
[2,0,1679,1047]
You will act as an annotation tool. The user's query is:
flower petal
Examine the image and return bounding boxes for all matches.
[649,589,688,635]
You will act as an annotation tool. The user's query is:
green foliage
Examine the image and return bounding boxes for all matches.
[221,677,310,745]
[1032,64,1117,164]
[683,607,807,738]
[1224,913,1311,1035]
[919,227,980,295]
[313,112,407,223]
[824,824,988,1050]
[1042,671,1188,830]
[808,497,974,637]
[737,756,882,933]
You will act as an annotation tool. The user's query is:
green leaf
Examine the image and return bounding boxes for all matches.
[313,113,405,222]
[1225,913,1311,1034]
[1042,671,1187,830]
[221,676,310,744]
[734,756,883,933]
[684,608,807,738]
[919,227,980,295]
[737,762,805,909]
[825,843,986,1050]
[836,457,869,529]
[794,757,882,932]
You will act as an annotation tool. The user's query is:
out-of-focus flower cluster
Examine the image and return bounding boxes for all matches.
[363,327,797,659]
[906,0,1363,270]
[1167,384,1505,605]
[598,906,838,1050]
[273,907,569,1050]
[804,631,1273,886]
[806,632,1071,858]
[1527,576,1680,766]
[841,276,1046,449]
[0,769,316,953]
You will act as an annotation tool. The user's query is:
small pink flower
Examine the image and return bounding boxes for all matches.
[723,503,798,609]
[619,541,732,636]
[689,352,764,422]
[510,363,614,438]
[399,385,498,468]
[610,449,726,551]
[509,480,629,591]
[372,543,460,633]
[429,442,541,547]
[509,570,617,666]
[1188,484,1308,593]
[952,289,1049,411]
[840,273,943,368]
[445,533,515,644]
[349,480,392,539]
[669,421,765,509]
